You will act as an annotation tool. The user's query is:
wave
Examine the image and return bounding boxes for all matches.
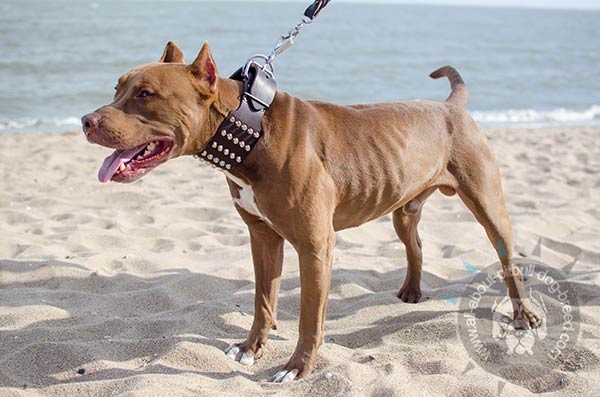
[1,106,600,133]
[0,117,81,132]
[471,105,600,126]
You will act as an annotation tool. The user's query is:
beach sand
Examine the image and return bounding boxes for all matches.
[1,126,599,396]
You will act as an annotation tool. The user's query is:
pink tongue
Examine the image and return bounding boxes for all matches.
[98,147,144,183]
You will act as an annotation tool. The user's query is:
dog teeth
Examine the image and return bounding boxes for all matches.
[147,141,157,151]
[119,163,126,172]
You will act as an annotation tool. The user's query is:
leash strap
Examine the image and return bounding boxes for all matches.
[304,0,330,20]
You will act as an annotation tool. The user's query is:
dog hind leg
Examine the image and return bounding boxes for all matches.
[450,142,541,329]
[394,187,436,303]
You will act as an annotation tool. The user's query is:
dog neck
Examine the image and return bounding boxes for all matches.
[204,78,243,145]
[193,76,273,185]
[190,78,268,184]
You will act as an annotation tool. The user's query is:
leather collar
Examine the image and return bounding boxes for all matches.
[196,63,277,170]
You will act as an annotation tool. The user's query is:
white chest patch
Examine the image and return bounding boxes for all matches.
[225,172,270,223]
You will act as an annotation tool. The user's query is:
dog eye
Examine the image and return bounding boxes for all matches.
[114,85,118,91]
[136,89,154,99]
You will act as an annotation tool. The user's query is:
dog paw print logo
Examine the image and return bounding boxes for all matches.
[455,239,581,392]
[491,291,548,356]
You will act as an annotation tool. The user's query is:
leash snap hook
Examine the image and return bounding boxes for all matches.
[266,17,310,65]
[245,0,332,73]
[265,0,330,65]
[267,34,297,65]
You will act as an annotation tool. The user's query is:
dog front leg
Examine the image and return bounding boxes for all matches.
[272,231,335,383]
[225,220,284,365]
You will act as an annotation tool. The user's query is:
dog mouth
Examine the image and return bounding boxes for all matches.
[98,139,174,183]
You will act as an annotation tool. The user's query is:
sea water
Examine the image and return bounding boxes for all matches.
[1,0,599,132]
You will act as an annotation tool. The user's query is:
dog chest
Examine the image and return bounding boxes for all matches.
[224,172,270,222]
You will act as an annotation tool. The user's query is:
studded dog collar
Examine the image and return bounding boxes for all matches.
[196,62,277,170]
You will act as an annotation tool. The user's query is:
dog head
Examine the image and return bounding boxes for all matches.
[82,41,223,183]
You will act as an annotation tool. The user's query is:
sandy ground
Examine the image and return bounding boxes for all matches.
[1,126,599,396]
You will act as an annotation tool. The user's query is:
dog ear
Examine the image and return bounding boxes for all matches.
[159,41,185,64]
[190,42,218,93]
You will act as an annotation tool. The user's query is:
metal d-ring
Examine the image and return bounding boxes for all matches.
[242,55,275,79]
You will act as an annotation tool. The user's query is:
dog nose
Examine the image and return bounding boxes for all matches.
[81,112,101,135]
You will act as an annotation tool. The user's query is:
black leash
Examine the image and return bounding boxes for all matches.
[196,0,331,171]
[305,0,330,20]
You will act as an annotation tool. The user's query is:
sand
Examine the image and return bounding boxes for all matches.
[1,126,599,396]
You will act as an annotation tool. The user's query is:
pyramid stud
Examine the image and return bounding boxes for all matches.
[207,154,213,160]
[235,121,241,127]
[225,164,232,170]
[201,150,207,156]
[241,124,247,131]
[219,160,225,167]
[240,141,245,148]
[233,138,239,144]
[213,157,219,163]
[221,130,227,136]
[248,128,254,134]
[229,153,235,159]
[236,156,242,163]
[245,145,251,152]
[212,142,217,148]
[227,133,233,140]
[223,148,229,155]
[229,116,235,122]
[253,132,260,138]
[217,145,223,152]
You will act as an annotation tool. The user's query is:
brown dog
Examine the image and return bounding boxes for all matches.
[82,41,540,382]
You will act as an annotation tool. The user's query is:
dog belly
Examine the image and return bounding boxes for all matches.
[331,174,438,230]
[333,199,403,230]
[330,153,446,230]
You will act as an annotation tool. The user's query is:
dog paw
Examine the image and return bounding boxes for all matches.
[397,286,422,303]
[271,349,316,383]
[513,305,542,329]
[272,368,299,383]
[224,343,255,366]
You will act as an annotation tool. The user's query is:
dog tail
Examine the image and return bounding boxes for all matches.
[429,66,468,108]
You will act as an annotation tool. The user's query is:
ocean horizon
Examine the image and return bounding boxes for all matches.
[1,0,599,133]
